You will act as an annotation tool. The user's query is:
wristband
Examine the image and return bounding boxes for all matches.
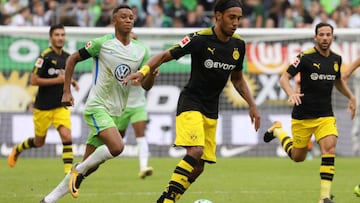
[138,65,150,76]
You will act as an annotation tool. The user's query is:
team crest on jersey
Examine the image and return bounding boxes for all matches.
[35,58,44,68]
[85,41,92,49]
[114,64,131,82]
[292,57,300,68]
[233,48,240,60]
[179,36,191,48]
[333,62,339,72]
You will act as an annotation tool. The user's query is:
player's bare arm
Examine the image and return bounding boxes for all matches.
[30,72,65,86]
[342,57,360,82]
[62,51,83,106]
[123,50,173,85]
[334,79,356,119]
[280,72,304,106]
[230,71,260,131]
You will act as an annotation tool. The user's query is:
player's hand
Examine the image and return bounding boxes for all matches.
[122,72,145,86]
[57,70,65,83]
[348,96,356,120]
[61,91,74,107]
[249,105,261,132]
[288,93,304,106]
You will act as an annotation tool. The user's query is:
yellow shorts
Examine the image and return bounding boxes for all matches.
[291,116,338,148]
[175,111,217,163]
[33,107,71,137]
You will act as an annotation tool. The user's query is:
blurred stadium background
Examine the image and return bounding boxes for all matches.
[0,26,359,159]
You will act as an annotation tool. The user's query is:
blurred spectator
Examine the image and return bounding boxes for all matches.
[95,7,112,27]
[185,4,211,28]
[43,0,58,26]
[282,7,295,28]
[240,16,252,28]
[131,5,145,27]
[172,16,184,28]
[312,10,337,28]
[348,4,360,28]
[9,6,32,26]
[267,0,289,28]
[290,0,312,26]
[243,0,265,28]
[146,2,172,27]
[75,0,90,27]
[58,0,78,26]
[32,2,46,26]
[88,0,101,26]
[2,0,22,16]
[165,0,189,25]
[198,0,215,12]
[304,0,321,27]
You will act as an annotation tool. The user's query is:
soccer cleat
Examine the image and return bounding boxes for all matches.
[263,121,282,143]
[68,164,85,198]
[354,184,360,197]
[138,166,154,179]
[319,198,335,203]
[8,146,19,167]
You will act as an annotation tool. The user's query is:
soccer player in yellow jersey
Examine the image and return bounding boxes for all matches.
[8,24,79,174]
[264,22,356,203]
[123,0,261,202]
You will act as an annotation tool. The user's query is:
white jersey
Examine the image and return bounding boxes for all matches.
[84,34,149,116]
[127,85,146,108]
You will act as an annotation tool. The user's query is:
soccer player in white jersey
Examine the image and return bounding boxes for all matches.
[39,5,155,203]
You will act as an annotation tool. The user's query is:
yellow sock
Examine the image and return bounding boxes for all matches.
[62,142,74,174]
[320,154,335,199]
[274,128,293,157]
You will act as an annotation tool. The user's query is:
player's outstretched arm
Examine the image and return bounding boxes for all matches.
[343,57,360,82]
[62,51,83,106]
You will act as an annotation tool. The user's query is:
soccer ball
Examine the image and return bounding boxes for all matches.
[194,199,213,203]
[354,184,360,197]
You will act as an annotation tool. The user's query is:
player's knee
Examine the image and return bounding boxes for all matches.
[109,144,124,157]
[187,146,204,159]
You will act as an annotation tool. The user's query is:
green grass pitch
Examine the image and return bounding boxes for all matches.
[1,157,359,203]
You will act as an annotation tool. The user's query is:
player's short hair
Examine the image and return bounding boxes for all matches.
[315,22,334,35]
[214,0,242,13]
[49,24,65,37]
[112,4,132,16]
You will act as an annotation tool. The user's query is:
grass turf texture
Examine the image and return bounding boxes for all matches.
[1,157,359,203]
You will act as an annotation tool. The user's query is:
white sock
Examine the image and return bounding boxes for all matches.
[44,173,70,202]
[76,145,114,174]
[136,137,149,171]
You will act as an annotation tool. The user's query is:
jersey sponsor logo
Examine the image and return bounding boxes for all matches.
[179,36,191,48]
[114,64,131,82]
[334,62,339,72]
[204,59,236,70]
[310,73,336,81]
[85,41,92,49]
[35,58,44,68]
[207,47,215,55]
[292,57,300,68]
[232,48,240,60]
[313,63,320,69]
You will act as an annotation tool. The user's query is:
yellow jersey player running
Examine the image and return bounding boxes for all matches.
[123,0,261,202]
[8,24,79,174]
[263,22,356,203]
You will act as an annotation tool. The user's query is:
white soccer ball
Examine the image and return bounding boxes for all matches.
[194,199,213,203]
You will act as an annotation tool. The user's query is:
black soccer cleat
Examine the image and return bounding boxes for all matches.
[263,121,282,143]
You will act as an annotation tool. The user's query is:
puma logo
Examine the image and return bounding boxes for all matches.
[313,63,320,69]
[207,47,215,55]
